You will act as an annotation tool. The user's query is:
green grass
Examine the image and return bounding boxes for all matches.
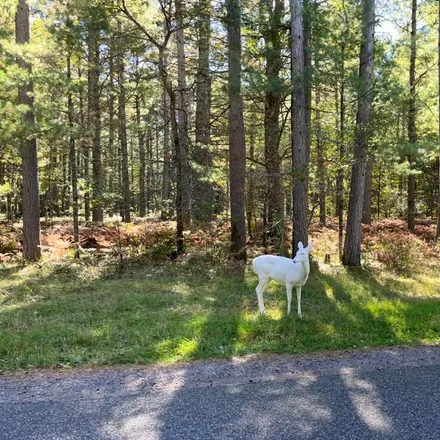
[1,256,440,372]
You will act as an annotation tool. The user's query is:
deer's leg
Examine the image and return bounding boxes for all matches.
[256,277,269,315]
[296,286,302,318]
[286,283,293,314]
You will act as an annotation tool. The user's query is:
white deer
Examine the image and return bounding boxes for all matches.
[252,241,313,317]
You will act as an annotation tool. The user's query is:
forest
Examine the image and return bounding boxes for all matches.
[0,0,440,371]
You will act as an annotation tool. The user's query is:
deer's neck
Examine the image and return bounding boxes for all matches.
[301,259,310,281]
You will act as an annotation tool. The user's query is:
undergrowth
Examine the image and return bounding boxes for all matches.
[0,218,439,372]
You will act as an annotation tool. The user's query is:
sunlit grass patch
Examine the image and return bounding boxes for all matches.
[0,256,440,372]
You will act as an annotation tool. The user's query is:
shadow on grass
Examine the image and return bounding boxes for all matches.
[1,255,439,372]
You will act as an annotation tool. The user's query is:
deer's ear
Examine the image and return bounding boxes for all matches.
[306,242,313,252]
[298,241,304,250]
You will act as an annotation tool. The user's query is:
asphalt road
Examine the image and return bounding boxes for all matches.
[1,345,440,440]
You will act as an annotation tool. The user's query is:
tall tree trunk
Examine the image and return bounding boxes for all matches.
[247,122,256,239]
[117,20,131,223]
[264,0,285,252]
[316,85,325,225]
[362,153,373,224]
[88,25,104,222]
[437,0,440,240]
[15,0,41,261]
[79,64,91,223]
[314,31,325,225]
[136,73,146,217]
[108,36,115,211]
[67,50,79,259]
[303,0,312,175]
[407,0,417,233]
[226,0,247,260]
[176,0,191,228]
[336,2,347,261]
[161,84,172,220]
[342,0,375,266]
[291,0,309,253]
[193,0,214,224]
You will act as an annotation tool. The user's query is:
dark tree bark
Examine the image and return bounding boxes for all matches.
[117,19,131,223]
[316,85,326,225]
[362,153,373,224]
[67,50,79,259]
[88,23,104,222]
[437,0,440,240]
[247,123,256,239]
[108,36,116,208]
[176,0,191,228]
[15,0,41,261]
[291,0,309,253]
[193,0,214,224]
[226,0,247,260]
[407,0,417,233]
[303,0,312,173]
[161,84,172,220]
[336,10,346,261]
[342,0,375,266]
[78,64,91,223]
[263,0,285,251]
[195,0,211,155]
[136,70,146,217]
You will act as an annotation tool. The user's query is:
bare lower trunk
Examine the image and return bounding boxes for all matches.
[227,0,247,260]
[136,90,146,217]
[342,0,375,266]
[407,0,417,233]
[316,87,325,225]
[438,0,440,239]
[362,154,373,224]
[291,0,308,253]
[16,0,41,261]
[89,26,103,222]
[161,86,172,220]
[117,19,131,223]
[176,0,191,229]
[67,50,79,259]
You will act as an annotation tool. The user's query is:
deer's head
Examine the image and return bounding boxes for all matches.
[293,241,313,263]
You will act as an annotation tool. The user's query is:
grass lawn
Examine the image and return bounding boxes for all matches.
[1,252,440,372]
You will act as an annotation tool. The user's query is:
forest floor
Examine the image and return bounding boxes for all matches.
[0,217,440,373]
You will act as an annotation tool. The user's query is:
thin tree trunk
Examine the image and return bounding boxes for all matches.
[316,85,325,225]
[436,0,440,239]
[117,20,131,223]
[67,50,79,259]
[226,0,247,260]
[176,0,191,228]
[315,45,325,225]
[79,64,91,223]
[377,160,382,218]
[161,84,172,220]
[88,25,104,222]
[15,0,41,261]
[136,77,146,217]
[407,0,417,233]
[342,0,375,266]
[362,153,373,224]
[303,0,312,174]
[336,2,347,261]
[108,36,115,209]
[247,123,256,239]
[291,0,309,253]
